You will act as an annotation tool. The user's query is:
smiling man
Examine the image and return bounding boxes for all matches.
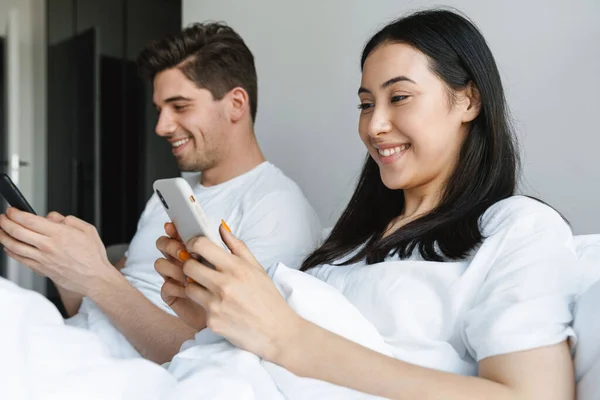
[0,22,322,364]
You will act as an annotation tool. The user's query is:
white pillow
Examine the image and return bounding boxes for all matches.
[263,263,391,400]
[574,279,600,399]
[168,263,390,400]
[574,235,600,293]
[572,234,600,400]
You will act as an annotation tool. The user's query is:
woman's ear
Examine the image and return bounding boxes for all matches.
[227,87,250,123]
[461,81,482,123]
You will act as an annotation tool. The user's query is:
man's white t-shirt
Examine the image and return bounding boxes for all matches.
[122,161,322,308]
[68,162,322,357]
[122,161,321,305]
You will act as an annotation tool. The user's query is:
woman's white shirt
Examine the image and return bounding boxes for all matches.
[307,196,579,375]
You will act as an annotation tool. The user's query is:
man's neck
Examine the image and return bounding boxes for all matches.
[200,135,266,187]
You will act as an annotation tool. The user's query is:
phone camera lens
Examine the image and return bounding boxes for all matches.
[156,189,169,209]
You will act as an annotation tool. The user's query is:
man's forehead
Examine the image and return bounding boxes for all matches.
[153,76,194,105]
[154,68,194,90]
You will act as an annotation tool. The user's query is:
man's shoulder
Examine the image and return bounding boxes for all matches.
[238,163,320,230]
[241,162,307,203]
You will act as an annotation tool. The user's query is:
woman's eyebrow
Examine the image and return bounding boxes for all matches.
[358,75,417,95]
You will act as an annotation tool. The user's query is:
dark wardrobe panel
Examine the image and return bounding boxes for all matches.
[46,0,181,312]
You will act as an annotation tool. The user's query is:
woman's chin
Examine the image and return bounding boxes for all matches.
[380,172,409,191]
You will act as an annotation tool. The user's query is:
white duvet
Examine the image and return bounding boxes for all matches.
[166,263,390,399]
[0,276,176,400]
[0,197,579,399]
[0,264,389,400]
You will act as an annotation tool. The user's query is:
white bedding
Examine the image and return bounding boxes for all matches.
[1,196,579,399]
[167,263,390,399]
[0,277,176,400]
[0,264,390,399]
[64,286,162,359]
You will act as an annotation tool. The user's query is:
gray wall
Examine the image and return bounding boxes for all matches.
[183,0,600,234]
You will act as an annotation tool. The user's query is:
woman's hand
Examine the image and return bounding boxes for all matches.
[182,223,302,361]
[155,223,207,331]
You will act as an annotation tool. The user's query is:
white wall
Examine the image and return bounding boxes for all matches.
[0,0,46,291]
[184,0,600,233]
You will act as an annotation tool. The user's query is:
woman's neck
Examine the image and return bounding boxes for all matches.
[383,185,442,238]
[403,187,440,218]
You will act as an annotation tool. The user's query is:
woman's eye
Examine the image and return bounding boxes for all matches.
[358,103,374,111]
[391,95,407,103]
[174,105,188,112]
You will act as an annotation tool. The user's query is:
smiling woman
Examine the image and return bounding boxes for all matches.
[155,8,577,400]
[303,10,515,267]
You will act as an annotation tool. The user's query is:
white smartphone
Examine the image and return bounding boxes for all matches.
[152,177,221,245]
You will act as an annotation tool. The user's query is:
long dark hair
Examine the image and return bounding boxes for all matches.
[301,9,519,270]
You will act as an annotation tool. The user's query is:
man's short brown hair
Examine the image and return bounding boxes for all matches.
[137,22,258,122]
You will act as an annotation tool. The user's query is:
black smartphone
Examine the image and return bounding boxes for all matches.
[0,173,36,214]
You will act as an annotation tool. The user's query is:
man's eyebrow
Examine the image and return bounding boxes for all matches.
[153,96,193,109]
[164,96,193,103]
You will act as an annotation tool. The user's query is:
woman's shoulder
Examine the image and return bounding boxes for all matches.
[480,195,570,238]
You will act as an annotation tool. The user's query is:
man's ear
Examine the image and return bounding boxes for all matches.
[461,81,481,123]
[227,87,250,123]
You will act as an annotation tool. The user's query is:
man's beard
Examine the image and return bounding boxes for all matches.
[176,152,217,172]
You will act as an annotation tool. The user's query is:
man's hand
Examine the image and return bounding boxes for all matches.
[155,222,207,331]
[0,208,117,297]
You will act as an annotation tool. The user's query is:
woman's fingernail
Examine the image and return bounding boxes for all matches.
[178,250,191,262]
[187,277,195,283]
[221,219,232,233]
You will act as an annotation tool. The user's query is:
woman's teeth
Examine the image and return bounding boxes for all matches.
[377,144,410,157]
[172,138,191,148]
